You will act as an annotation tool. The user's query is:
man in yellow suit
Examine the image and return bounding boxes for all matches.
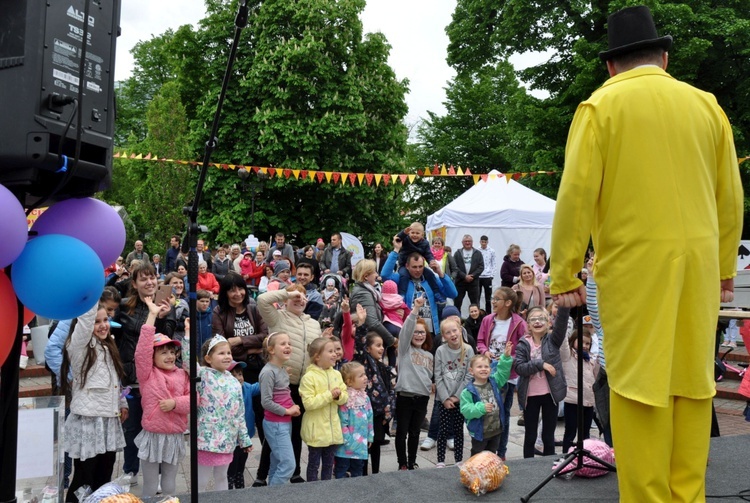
[550,5,743,502]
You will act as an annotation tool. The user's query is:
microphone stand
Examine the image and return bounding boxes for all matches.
[521,307,616,502]
[184,2,250,500]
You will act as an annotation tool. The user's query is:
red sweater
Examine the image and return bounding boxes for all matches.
[197,272,220,294]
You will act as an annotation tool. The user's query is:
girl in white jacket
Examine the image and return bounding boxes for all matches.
[61,303,127,502]
[561,329,599,454]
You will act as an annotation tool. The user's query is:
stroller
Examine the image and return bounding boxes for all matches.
[319,273,346,328]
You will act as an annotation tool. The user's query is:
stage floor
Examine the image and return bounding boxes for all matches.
[191,434,749,502]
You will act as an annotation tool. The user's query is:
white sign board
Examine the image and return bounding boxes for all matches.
[17,407,55,479]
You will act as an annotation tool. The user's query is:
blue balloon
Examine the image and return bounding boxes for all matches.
[12,234,103,320]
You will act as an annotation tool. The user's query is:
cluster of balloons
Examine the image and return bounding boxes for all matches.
[0,184,125,366]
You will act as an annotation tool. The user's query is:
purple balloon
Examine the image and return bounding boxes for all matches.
[32,197,126,266]
[0,184,28,268]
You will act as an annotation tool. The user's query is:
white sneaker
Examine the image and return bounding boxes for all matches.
[447,439,455,450]
[420,437,436,450]
[435,462,446,468]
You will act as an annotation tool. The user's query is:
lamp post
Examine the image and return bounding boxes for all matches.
[237,168,268,235]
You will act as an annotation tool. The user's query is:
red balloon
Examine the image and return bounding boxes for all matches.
[23,306,34,325]
[0,271,19,367]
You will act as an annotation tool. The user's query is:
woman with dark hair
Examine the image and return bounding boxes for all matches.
[371,243,388,279]
[113,262,176,483]
[213,272,269,367]
[212,272,271,486]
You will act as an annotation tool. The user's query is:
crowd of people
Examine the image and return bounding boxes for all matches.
[46,221,612,499]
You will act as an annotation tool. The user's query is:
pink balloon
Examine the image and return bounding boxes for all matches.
[0,184,28,268]
[32,197,125,266]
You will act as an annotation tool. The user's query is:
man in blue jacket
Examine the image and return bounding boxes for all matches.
[381,237,457,335]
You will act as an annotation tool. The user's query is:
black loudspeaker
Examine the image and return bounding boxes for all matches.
[0,0,120,206]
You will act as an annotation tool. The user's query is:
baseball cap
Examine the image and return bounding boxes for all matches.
[228,360,247,372]
[153,333,180,348]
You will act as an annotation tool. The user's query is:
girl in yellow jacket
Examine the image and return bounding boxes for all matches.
[300,337,348,481]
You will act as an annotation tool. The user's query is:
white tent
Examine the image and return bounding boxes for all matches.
[426,170,556,266]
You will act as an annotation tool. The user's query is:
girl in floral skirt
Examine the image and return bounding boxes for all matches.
[62,303,127,502]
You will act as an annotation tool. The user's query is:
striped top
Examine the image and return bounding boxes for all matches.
[586,274,606,369]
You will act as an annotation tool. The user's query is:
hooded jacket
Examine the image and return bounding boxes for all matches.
[299,363,348,447]
[460,354,512,441]
[257,289,322,385]
[476,312,527,380]
[515,308,570,408]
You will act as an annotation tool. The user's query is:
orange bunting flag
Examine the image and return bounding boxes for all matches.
[114,152,121,158]
[480,174,488,182]
[300,169,308,179]
[399,174,408,185]
[383,173,391,186]
[316,172,325,182]
[333,172,341,183]
[282,169,291,178]
[144,153,152,160]
[448,165,455,175]
[464,167,472,176]
[365,173,374,185]
[268,168,276,177]
[432,165,439,176]
[512,173,522,180]
[349,173,357,185]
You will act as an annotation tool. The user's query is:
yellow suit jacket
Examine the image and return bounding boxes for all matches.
[550,66,743,406]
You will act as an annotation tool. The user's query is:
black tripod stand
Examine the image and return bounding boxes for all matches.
[521,310,616,502]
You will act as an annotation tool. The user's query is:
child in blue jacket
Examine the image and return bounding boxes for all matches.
[228,360,260,489]
[460,341,513,456]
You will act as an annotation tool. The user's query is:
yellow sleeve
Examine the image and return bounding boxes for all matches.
[550,104,604,295]
[715,108,743,280]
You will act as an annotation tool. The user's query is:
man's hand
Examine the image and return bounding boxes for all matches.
[392,235,402,253]
[465,274,473,282]
[552,284,587,308]
[721,278,735,303]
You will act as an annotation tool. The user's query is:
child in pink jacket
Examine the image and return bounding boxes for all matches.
[135,297,190,497]
[379,280,411,338]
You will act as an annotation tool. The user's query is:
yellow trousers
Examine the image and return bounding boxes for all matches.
[610,392,711,502]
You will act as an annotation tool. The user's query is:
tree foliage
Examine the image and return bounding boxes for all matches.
[417,0,750,233]
[109,0,411,251]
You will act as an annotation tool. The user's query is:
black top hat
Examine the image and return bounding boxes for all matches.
[599,5,672,61]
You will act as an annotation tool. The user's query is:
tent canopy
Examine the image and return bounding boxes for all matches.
[426,170,556,265]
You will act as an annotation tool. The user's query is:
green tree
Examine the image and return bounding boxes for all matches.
[113,0,412,250]
[430,0,750,232]
[104,82,194,253]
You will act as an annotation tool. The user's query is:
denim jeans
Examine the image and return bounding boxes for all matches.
[122,389,143,475]
[498,382,515,458]
[334,457,365,478]
[263,419,295,486]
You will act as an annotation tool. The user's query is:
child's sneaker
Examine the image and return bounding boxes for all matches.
[728,341,738,348]
[435,462,446,468]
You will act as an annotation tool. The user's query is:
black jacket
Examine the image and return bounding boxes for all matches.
[453,248,485,284]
